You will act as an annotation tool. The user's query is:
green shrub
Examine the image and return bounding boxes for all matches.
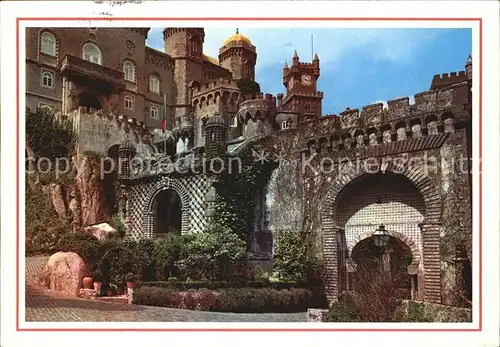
[56,232,100,263]
[135,279,309,291]
[329,300,361,322]
[180,222,246,281]
[26,107,76,162]
[123,239,156,281]
[273,231,309,282]
[133,286,320,313]
[109,214,126,238]
[97,246,140,289]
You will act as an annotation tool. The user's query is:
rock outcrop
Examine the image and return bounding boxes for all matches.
[75,154,108,226]
[38,251,89,297]
[83,222,117,241]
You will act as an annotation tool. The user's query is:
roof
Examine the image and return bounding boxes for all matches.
[203,54,219,66]
[223,29,252,46]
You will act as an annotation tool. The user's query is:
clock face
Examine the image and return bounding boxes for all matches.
[301,74,312,85]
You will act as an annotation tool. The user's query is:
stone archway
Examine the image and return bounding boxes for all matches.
[321,161,442,303]
[142,178,190,237]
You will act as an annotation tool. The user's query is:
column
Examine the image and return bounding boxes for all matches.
[323,226,340,302]
[420,222,442,303]
[144,211,155,239]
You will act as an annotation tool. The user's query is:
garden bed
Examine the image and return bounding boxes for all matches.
[133,286,328,313]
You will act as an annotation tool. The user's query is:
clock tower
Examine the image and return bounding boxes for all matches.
[282,50,323,122]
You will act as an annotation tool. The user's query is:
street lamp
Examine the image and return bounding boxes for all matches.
[372,224,390,248]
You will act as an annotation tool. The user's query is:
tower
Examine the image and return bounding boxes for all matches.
[282,51,323,122]
[163,28,205,122]
[219,29,257,81]
[118,138,137,180]
[204,113,227,161]
[465,54,472,81]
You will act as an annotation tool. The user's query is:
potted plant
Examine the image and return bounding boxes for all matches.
[92,269,103,292]
[82,273,93,289]
[125,272,137,289]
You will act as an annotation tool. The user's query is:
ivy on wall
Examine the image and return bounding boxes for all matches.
[237,78,261,96]
[210,144,275,242]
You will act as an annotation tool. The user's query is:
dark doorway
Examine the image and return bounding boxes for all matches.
[154,189,182,236]
[79,92,102,110]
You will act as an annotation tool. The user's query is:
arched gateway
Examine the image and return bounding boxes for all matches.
[321,162,442,304]
[142,178,191,237]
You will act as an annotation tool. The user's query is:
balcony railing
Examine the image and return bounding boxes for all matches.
[60,54,125,87]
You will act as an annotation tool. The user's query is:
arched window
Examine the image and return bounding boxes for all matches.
[191,40,199,53]
[38,103,53,113]
[124,95,134,110]
[149,75,160,94]
[123,60,135,82]
[41,71,54,88]
[150,106,159,119]
[82,43,102,65]
[40,32,56,56]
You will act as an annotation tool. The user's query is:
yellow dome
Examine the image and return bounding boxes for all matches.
[223,29,252,46]
[203,54,219,65]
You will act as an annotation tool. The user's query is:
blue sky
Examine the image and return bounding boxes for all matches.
[146,28,472,115]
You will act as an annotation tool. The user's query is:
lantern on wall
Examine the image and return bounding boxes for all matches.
[372,224,391,248]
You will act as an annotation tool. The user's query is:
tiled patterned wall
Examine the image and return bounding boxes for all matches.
[126,174,208,239]
[336,174,425,256]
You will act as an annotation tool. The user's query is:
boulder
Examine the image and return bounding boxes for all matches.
[39,251,88,297]
[83,222,117,241]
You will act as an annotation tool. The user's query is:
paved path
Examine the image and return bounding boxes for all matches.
[25,257,307,322]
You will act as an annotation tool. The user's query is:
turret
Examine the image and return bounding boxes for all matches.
[465,55,472,80]
[118,138,136,180]
[204,113,227,160]
[219,29,257,81]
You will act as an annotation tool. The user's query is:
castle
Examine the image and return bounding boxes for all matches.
[26,27,473,305]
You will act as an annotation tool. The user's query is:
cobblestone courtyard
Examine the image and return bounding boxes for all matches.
[25,257,307,322]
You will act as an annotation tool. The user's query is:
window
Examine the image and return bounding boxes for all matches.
[150,106,159,119]
[191,40,199,53]
[41,71,54,88]
[123,60,135,82]
[305,103,312,112]
[229,115,237,128]
[124,95,134,110]
[281,120,291,130]
[149,75,160,94]
[82,43,102,65]
[40,32,56,56]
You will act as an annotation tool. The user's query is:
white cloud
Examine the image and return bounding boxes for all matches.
[147,27,448,73]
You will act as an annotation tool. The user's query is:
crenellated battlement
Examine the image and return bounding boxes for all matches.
[237,92,278,123]
[192,77,240,98]
[282,91,324,106]
[287,80,471,153]
[66,107,150,156]
[430,70,468,90]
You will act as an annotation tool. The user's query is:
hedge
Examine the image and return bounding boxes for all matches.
[135,279,310,291]
[133,286,327,313]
